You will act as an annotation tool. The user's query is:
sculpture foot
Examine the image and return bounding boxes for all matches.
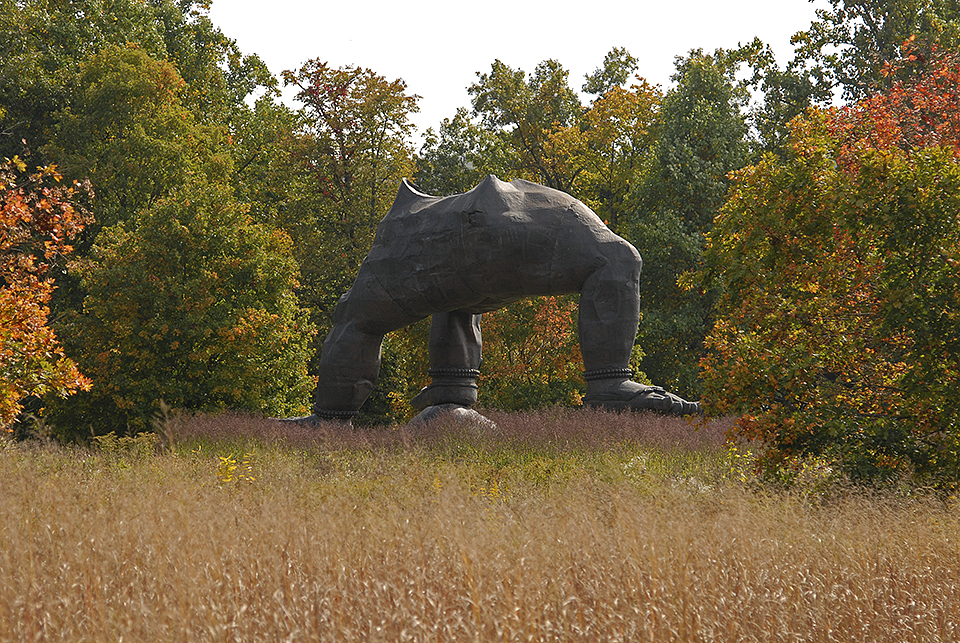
[408,404,497,430]
[583,379,701,416]
[410,383,478,412]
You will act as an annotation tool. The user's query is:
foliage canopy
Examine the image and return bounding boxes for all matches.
[700,52,960,486]
[51,179,315,437]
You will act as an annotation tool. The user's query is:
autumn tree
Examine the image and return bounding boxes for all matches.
[726,1,960,156]
[0,158,92,430]
[794,0,960,101]
[699,52,960,486]
[50,178,315,438]
[477,297,585,411]
[278,61,420,423]
[2,3,334,435]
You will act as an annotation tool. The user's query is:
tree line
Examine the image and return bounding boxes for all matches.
[2,0,959,486]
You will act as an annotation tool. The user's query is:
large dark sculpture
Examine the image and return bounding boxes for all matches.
[295,175,699,424]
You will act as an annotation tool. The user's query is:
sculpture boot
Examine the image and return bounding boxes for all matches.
[581,368,701,416]
[410,368,480,412]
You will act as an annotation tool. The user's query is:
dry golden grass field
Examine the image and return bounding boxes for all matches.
[1,407,958,642]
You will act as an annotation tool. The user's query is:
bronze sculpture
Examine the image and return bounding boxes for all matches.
[292,175,700,424]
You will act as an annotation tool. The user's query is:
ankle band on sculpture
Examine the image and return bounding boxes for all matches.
[428,367,481,379]
[583,367,633,381]
[315,408,359,420]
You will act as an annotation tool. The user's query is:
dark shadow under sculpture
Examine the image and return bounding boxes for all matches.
[289,175,700,425]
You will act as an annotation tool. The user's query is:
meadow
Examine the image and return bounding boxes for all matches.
[1,407,958,642]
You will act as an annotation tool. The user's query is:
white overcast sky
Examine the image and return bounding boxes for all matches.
[208,0,830,143]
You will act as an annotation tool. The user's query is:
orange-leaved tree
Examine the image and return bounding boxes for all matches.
[0,159,92,430]
[699,48,960,486]
[478,296,586,411]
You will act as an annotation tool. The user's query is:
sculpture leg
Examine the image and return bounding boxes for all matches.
[578,239,701,415]
[309,269,422,421]
[577,239,643,374]
[410,310,482,411]
[311,321,384,420]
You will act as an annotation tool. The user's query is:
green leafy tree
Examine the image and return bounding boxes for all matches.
[51,178,315,438]
[0,0,167,157]
[38,42,240,332]
[415,107,515,196]
[45,45,232,232]
[578,77,660,232]
[721,38,835,156]
[423,48,657,224]
[0,0,271,162]
[469,59,584,192]
[628,51,749,396]
[794,0,960,102]
[582,47,641,97]
[281,60,419,328]
[699,54,960,486]
[231,95,302,226]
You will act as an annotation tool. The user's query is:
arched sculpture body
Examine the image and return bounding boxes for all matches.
[300,175,699,423]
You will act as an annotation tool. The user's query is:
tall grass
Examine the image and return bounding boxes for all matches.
[1,409,957,642]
